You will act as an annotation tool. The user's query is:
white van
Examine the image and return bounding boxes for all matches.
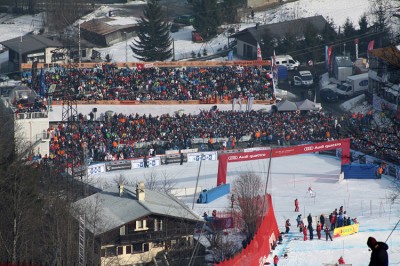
[275,55,300,70]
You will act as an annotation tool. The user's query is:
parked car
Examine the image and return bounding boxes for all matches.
[173,15,195,25]
[170,23,181,33]
[320,88,339,103]
[0,74,9,82]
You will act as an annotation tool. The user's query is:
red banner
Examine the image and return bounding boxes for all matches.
[217,139,350,186]
[215,194,279,266]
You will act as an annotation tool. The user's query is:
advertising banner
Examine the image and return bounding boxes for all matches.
[88,163,105,176]
[187,152,217,163]
[217,139,350,186]
[105,160,132,172]
[333,223,359,238]
[131,157,160,169]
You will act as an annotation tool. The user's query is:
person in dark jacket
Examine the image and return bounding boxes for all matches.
[320,214,325,228]
[308,224,314,240]
[307,213,312,227]
[367,236,388,266]
[324,225,332,241]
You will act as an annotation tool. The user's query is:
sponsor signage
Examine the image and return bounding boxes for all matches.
[105,160,132,172]
[272,141,343,157]
[226,150,270,163]
[131,157,160,169]
[187,152,217,162]
[88,164,105,176]
[333,223,359,238]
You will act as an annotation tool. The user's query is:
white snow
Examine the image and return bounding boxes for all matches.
[87,148,400,266]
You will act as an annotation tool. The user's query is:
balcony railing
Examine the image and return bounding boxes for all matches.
[15,111,48,120]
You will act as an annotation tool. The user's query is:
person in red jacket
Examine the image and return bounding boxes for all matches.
[303,224,308,241]
[338,256,345,264]
[316,221,322,239]
[294,198,299,212]
[273,255,279,266]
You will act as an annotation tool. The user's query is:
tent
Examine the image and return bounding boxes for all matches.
[275,99,297,111]
[295,99,320,111]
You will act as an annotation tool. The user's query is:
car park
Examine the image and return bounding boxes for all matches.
[0,74,10,82]
[173,15,195,25]
[320,88,339,103]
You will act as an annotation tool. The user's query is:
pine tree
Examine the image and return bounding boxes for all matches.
[130,0,172,62]
[192,0,222,39]
[358,13,369,35]
[342,17,357,38]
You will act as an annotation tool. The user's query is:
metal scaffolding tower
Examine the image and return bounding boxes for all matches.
[78,215,86,266]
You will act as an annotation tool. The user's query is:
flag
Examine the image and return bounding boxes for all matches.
[367,40,375,60]
[327,46,333,73]
[257,42,262,61]
[271,50,278,97]
[40,68,46,97]
[136,63,144,71]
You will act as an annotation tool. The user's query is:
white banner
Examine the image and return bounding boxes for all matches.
[187,152,217,163]
[88,163,105,176]
[131,157,161,169]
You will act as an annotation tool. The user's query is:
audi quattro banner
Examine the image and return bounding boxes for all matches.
[217,139,351,186]
[187,151,217,163]
[333,223,359,238]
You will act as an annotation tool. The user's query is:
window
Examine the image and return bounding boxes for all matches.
[117,246,123,255]
[143,243,150,252]
[101,249,106,257]
[132,243,143,253]
[154,219,163,231]
[126,245,132,254]
[105,246,116,257]
[136,220,143,229]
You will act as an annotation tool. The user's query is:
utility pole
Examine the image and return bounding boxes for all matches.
[125,32,128,65]
[172,38,175,61]
[78,23,81,65]
[19,28,22,79]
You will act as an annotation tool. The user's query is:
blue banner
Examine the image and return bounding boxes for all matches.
[40,68,46,97]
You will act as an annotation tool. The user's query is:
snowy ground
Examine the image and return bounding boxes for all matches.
[88,151,400,266]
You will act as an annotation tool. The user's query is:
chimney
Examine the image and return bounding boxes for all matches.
[118,184,124,197]
[136,181,145,201]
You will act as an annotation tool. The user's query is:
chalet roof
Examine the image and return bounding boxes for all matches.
[80,19,136,36]
[1,34,63,54]
[335,56,353,67]
[73,185,202,235]
[369,46,400,68]
[230,15,331,45]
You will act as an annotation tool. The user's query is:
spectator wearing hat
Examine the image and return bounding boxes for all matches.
[367,236,388,266]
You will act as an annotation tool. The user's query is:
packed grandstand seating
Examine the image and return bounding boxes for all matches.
[42,108,400,166]
[25,65,274,102]
[13,64,398,166]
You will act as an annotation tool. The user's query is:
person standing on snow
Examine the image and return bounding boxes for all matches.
[273,255,279,266]
[285,219,291,234]
[316,221,322,239]
[307,213,312,227]
[294,198,299,212]
[367,236,389,266]
[324,225,333,241]
[320,213,325,228]
[308,224,314,240]
[296,214,302,228]
[303,224,308,241]
[338,256,345,264]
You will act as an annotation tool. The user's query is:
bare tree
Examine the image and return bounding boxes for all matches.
[232,172,265,237]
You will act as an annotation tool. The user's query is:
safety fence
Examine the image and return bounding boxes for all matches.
[215,194,279,266]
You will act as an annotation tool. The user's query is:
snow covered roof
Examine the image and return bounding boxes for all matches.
[1,34,63,54]
[80,19,137,36]
[230,15,332,45]
[369,46,400,68]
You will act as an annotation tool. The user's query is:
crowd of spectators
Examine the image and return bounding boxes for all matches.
[26,65,274,103]
[42,107,400,167]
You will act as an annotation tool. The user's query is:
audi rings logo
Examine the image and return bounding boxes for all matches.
[304,146,314,151]
[228,156,238,161]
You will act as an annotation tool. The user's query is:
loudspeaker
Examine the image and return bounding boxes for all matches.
[92,108,97,113]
